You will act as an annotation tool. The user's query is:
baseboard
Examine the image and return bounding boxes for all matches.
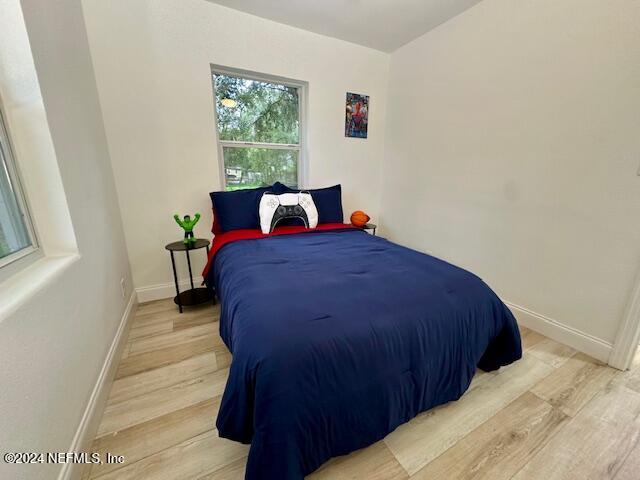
[57,291,138,480]
[136,276,204,303]
[504,300,612,364]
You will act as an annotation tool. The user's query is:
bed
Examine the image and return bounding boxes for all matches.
[202,223,521,479]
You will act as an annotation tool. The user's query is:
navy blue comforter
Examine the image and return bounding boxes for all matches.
[206,228,521,479]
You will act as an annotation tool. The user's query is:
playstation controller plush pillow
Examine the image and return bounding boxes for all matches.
[272,182,343,224]
[259,191,318,234]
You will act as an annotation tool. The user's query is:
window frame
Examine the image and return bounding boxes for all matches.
[210,65,307,190]
[0,107,39,270]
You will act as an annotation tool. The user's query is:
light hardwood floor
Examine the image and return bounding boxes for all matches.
[85,298,640,479]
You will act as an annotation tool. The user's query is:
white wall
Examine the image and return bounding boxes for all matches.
[0,0,132,478]
[81,0,390,296]
[0,1,76,262]
[381,0,640,350]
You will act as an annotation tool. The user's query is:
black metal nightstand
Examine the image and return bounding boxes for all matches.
[362,223,377,235]
[165,239,215,313]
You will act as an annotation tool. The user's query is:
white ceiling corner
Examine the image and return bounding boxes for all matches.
[206,0,483,52]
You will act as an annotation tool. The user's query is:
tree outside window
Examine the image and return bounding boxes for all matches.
[213,71,302,190]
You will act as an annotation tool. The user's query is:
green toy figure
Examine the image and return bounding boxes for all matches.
[173,213,201,246]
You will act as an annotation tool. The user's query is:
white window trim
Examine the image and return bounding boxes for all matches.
[0,107,40,272]
[210,65,308,190]
[0,254,78,323]
[0,1,81,323]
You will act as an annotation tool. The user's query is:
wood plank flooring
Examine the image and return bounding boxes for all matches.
[86,298,640,479]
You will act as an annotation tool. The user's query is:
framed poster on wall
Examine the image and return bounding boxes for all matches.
[345,92,369,138]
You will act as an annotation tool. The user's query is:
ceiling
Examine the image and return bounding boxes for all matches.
[206,0,483,52]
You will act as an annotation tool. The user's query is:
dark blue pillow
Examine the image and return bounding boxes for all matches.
[272,183,344,224]
[271,182,292,194]
[210,185,270,233]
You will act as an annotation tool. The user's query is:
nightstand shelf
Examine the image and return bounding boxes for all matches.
[165,239,215,312]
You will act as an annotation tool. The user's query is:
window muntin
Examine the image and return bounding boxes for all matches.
[212,70,303,190]
[0,110,36,266]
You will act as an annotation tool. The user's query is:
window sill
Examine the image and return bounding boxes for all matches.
[0,253,80,323]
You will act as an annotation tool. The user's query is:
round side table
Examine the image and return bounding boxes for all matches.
[362,223,377,235]
[165,239,215,313]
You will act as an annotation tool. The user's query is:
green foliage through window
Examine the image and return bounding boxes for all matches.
[0,111,33,260]
[213,72,301,190]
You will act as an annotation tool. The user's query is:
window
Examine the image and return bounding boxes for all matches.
[0,109,37,267]
[212,67,304,191]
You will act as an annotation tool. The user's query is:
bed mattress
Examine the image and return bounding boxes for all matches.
[203,226,521,479]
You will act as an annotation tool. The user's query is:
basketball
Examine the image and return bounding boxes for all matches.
[350,211,370,227]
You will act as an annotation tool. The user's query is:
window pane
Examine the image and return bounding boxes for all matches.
[214,74,299,144]
[0,141,31,260]
[223,147,298,191]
